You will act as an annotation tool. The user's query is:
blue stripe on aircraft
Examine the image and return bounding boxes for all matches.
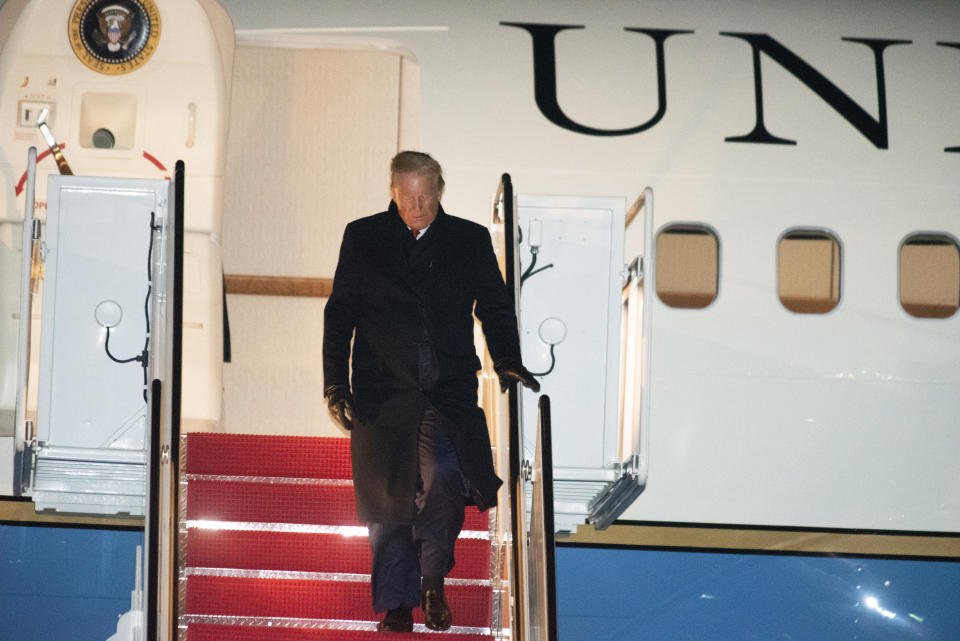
[0,524,143,641]
[557,545,960,641]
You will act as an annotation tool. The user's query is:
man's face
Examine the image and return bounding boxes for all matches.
[392,171,440,231]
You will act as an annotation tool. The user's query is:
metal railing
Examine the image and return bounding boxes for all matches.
[13,147,38,496]
[522,395,558,641]
[146,160,185,641]
[489,172,557,641]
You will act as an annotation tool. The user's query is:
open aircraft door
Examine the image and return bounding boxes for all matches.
[487,175,652,534]
[484,177,657,638]
[16,165,175,517]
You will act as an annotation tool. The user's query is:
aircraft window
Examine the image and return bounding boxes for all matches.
[778,230,841,314]
[899,234,960,319]
[655,225,719,309]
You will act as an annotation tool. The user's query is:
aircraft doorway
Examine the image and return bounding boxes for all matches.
[220,34,419,437]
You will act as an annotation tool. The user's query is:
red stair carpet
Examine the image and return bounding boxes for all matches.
[179,433,500,640]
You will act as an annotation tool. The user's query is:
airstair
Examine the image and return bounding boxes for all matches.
[178,433,500,640]
[6,161,626,641]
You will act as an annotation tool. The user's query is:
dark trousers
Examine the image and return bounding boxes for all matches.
[368,404,465,612]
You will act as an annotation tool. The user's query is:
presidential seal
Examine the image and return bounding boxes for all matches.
[68,0,161,75]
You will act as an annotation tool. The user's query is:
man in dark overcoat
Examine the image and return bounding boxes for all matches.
[322,151,539,632]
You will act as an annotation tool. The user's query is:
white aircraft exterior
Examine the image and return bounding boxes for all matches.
[217,0,960,535]
[1,0,958,539]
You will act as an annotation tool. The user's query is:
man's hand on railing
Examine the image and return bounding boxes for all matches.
[494,359,541,393]
[324,384,355,433]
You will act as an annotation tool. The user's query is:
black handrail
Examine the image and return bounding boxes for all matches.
[172,161,185,471]
[497,172,558,641]
[169,160,186,633]
[530,395,558,641]
[145,161,185,640]
[497,173,528,639]
[147,379,162,640]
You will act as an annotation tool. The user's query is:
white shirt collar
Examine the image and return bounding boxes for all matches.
[408,223,432,238]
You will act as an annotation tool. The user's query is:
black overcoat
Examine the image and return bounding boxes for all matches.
[323,202,522,523]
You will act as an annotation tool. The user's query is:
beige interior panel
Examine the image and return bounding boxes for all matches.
[222,45,408,280]
[398,56,421,151]
[223,294,345,437]
[221,43,419,436]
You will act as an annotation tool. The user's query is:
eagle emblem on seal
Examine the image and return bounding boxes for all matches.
[94,4,137,53]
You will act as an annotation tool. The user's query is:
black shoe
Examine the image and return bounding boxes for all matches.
[422,576,452,631]
[377,607,413,633]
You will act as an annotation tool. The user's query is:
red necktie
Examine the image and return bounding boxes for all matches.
[411,228,421,239]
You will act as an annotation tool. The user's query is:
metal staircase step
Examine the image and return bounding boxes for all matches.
[184,434,352,479]
[179,433,504,637]
[184,478,490,531]
[184,574,492,628]
[183,622,494,640]
[185,528,491,579]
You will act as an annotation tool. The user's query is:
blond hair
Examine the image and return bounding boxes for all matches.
[390,150,445,195]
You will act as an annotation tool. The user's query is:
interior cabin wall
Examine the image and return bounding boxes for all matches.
[220,43,419,436]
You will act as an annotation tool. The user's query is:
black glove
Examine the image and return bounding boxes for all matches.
[324,384,354,431]
[494,359,541,393]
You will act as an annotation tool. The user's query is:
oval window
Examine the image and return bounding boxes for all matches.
[899,234,959,319]
[655,225,719,309]
[778,230,841,314]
